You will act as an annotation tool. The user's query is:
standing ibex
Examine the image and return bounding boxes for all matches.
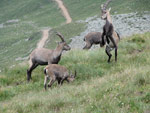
[101,0,120,63]
[27,32,71,81]
[83,32,104,49]
[44,64,77,90]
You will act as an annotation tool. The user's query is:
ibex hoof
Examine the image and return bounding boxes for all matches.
[44,85,47,90]
[48,85,51,88]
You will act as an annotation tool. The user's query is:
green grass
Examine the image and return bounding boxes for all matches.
[0,21,85,69]
[0,0,65,26]
[0,21,42,68]
[0,0,150,69]
[45,22,86,49]
[0,32,150,113]
[63,0,150,21]
[0,0,86,69]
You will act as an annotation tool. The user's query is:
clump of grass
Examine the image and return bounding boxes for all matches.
[142,93,150,103]
[128,36,145,44]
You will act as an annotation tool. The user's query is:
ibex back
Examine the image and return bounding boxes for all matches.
[27,32,71,81]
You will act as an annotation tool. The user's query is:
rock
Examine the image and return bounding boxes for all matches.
[70,12,150,49]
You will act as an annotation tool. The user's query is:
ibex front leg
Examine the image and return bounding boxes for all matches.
[27,62,38,81]
[102,29,106,46]
[44,75,48,90]
[105,46,112,63]
[48,76,56,88]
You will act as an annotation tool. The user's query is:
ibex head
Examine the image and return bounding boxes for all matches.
[56,32,71,51]
[101,0,112,20]
[67,70,77,82]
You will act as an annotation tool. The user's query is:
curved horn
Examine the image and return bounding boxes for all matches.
[103,0,112,9]
[56,32,65,42]
[101,4,104,10]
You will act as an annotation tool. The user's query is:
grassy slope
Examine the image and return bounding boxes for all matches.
[0,32,150,113]
[45,22,86,49]
[0,0,85,68]
[0,0,64,68]
[63,0,150,21]
[0,0,150,68]
[0,0,65,26]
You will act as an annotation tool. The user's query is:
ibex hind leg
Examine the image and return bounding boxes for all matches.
[44,75,49,90]
[115,46,118,62]
[105,46,112,63]
[83,42,92,49]
[27,63,38,81]
[109,35,118,62]
[48,76,56,88]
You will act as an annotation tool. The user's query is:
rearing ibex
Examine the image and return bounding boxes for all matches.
[27,32,71,81]
[101,0,120,63]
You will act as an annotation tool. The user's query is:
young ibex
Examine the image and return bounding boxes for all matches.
[27,32,71,81]
[83,32,104,49]
[44,64,77,90]
[101,0,120,63]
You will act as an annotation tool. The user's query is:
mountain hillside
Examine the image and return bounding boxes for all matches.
[0,0,150,68]
[0,0,150,112]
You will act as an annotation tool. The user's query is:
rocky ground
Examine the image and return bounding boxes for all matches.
[70,11,150,49]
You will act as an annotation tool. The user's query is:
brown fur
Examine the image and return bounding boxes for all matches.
[27,32,71,81]
[83,32,104,49]
[101,0,120,62]
[44,64,76,90]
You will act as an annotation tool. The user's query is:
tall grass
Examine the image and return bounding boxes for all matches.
[0,33,150,113]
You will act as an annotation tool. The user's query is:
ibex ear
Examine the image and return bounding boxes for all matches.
[108,7,111,12]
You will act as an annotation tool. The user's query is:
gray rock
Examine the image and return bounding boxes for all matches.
[70,12,150,49]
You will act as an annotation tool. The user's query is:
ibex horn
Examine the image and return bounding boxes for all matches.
[56,32,65,42]
[101,4,104,10]
[103,0,112,9]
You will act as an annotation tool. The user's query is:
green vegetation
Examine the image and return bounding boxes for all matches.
[0,0,64,68]
[0,22,42,68]
[0,0,65,26]
[0,0,150,69]
[0,0,150,111]
[0,0,86,68]
[0,21,85,69]
[63,0,150,21]
[45,22,86,49]
[0,33,150,112]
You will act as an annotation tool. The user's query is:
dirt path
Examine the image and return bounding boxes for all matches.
[37,28,50,48]
[55,0,72,24]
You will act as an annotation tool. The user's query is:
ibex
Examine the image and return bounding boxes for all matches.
[44,64,77,90]
[27,32,71,81]
[101,0,120,63]
[83,32,105,49]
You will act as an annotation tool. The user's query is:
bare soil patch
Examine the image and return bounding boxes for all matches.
[37,28,50,48]
[55,0,72,24]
